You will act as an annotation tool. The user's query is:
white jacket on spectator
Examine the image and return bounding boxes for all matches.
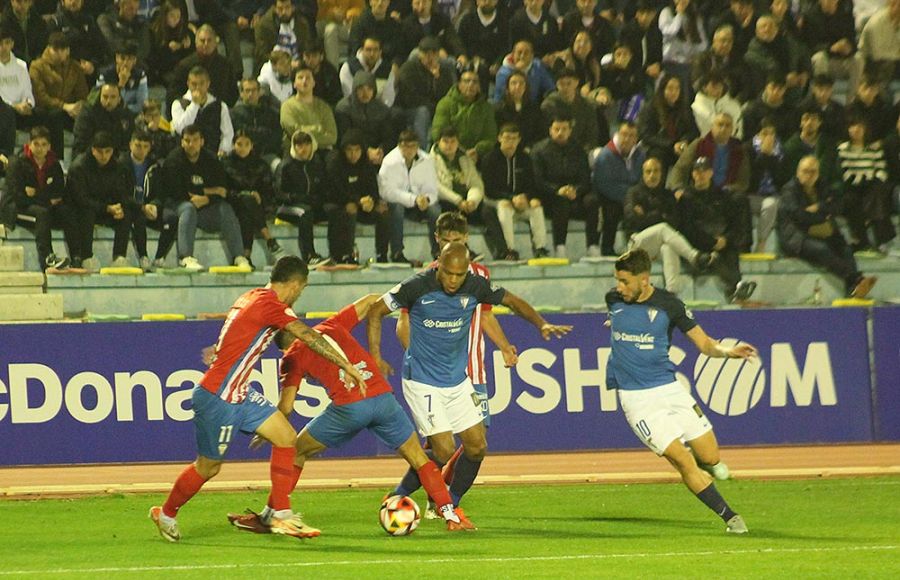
[430,144,484,208]
[0,51,34,106]
[692,91,744,140]
[258,61,295,104]
[378,146,439,208]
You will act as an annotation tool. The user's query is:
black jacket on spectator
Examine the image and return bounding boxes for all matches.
[623,181,679,235]
[230,97,282,158]
[325,148,380,207]
[48,4,110,70]
[742,98,799,143]
[335,72,396,153]
[494,98,544,150]
[96,7,150,63]
[160,146,229,209]
[0,3,48,64]
[223,151,275,210]
[748,144,790,196]
[560,8,616,60]
[395,57,455,112]
[313,60,344,107]
[400,9,463,59]
[530,137,590,202]
[274,151,327,209]
[66,151,132,214]
[72,101,135,157]
[677,183,744,251]
[801,2,856,57]
[0,146,66,226]
[457,7,509,66]
[509,8,563,59]
[776,176,842,256]
[691,49,748,100]
[845,95,897,143]
[797,93,847,142]
[636,98,699,167]
[884,130,900,185]
[620,19,663,75]
[481,144,537,202]
[348,9,404,66]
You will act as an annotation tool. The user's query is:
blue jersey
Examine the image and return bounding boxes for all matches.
[383,269,506,387]
[605,287,697,391]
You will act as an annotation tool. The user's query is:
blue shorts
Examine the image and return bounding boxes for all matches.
[306,393,414,450]
[192,386,278,460]
[473,383,491,428]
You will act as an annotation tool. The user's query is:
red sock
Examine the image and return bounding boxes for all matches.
[163,464,207,518]
[267,446,297,511]
[418,460,453,511]
[442,446,464,486]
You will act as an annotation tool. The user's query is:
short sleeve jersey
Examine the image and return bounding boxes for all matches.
[201,288,299,403]
[383,269,506,387]
[280,305,393,405]
[605,287,698,391]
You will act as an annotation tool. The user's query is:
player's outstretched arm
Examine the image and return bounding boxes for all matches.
[482,310,518,367]
[284,320,369,392]
[501,291,574,340]
[686,326,759,360]
[366,298,395,376]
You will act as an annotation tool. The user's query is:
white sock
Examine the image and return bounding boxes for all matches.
[272,508,293,521]
[440,504,460,523]
[260,505,276,524]
[159,511,177,525]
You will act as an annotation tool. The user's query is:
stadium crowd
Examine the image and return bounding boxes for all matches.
[0,0,896,300]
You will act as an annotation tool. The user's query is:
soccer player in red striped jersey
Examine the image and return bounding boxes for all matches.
[150,256,368,542]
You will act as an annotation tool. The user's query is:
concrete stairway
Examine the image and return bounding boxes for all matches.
[0,225,64,321]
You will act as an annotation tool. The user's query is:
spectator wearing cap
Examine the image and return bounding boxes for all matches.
[326,128,392,264]
[620,0,664,84]
[96,41,148,115]
[797,74,847,142]
[856,0,900,85]
[29,31,88,156]
[691,71,743,140]
[676,155,756,303]
[431,66,497,162]
[66,130,136,271]
[97,0,151,66]
[509,0,563,63]
[783,108,840,192]
[777,155,878,299]
[340,34,396,106]
[280,65,338,154]
[378,128,442,264]
[741,75,797,144]
[493,39,555,105]
[0,22,34,165]
[171,65,235,157]
[231,78,282,161]
[801,0,862,96]
[669,112,750,202]
[168,24,238,109]
[72,83,134,157]
[348,0,403,68]
[254,0,312,71]
[302,38,343,107]
[48,0,111,81]
[1,0,49,64]
[400,0,464,63]
[395,35,456,147]
[431,125,485,217]
[593,121,645,256]
[335,70,394,166]
[845,76,898,144]
[540,67,600,152]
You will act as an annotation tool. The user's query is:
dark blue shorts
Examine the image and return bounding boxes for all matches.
[306,393,414,450]
[192,386,278,460]
[473,383,490,428]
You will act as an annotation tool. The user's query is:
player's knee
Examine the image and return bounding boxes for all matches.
[464,440,487,461]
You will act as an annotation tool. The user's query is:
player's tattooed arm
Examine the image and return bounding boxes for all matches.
[284,321,369,392]
[501,291,573,340]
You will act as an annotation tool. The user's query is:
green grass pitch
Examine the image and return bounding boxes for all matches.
[1,478,898,578]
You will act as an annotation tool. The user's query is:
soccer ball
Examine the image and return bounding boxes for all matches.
[379,495,421,536]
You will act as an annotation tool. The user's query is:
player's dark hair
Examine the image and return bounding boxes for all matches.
[436,211,469,235]
[271,255,309,283]
[615,249,652,275]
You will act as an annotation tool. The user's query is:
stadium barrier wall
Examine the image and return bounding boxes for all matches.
[0,307,895,466]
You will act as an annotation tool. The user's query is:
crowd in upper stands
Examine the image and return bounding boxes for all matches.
[0,0,897,302]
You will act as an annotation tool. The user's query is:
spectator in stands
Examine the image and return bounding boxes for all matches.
[231,78,282,162]
[0,22,35,159]
[691,24,747,101]
[318,0,365,68]
[777,155,877,299]
[856,0,900,85]
[480,123,550,260]
[493,69,544,151]
[274,130,331,267]
[378,129,441,264]
[797,73,847,142]
[712,0,757,58]
[147,0,193,86]
[677,156,756,302]
[348,0,403,67]
[120,130,177,271]
[400,0,463,61]
[493,39,555,104]
[636,74,698,170]
[160,124,246,271]
[845,76,897,144]
[339,34,395,105]
[254,0,312,70]
[620,0,663,85]
[48,0,110,81]
[0,126,75,270]
[96,42,148,116]
[431,67,497,161]
[885,115,900,209]
[29,32,88,156]
[741,75,797,143]
[602,43,646,123]
[72,83,133,157]
[457,0,508,93]
[837,117,894,254]
[531,113,595,259]
[224,130,283,269]
[280,65,338,154]
[97,0,150,65]
[783,108,840,191]
[327,128,391,264]
[593,121,645,257]
[560,0,616,64]
[747,119,789,253]
[135,99,176,160]
[1,0,48,64]
[395,36,456,147]
[658,0,708,97]
[743,14,808,98]
[541,67,600,152]
[66,131,134,271]
[169,24,238,109]
[692,71,742,140]
[335,70,394,166]
[801,0,862,95]
[552,30,602,93]
[669,112,749,198]
[431,125,484,217]
[303,38,343,107]
[180,0,244,78]
[172,66,234,157]
[257,49,295,104]
[509,0,563,63]
[624,156,715,293]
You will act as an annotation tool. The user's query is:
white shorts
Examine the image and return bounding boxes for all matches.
[618,381,713,456]
[402,377,484,437]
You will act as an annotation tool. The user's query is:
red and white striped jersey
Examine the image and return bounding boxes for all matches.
[466,261,492,385]
[200,288,298,403]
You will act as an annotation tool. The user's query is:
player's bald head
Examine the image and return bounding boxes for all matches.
[439,241,470,268]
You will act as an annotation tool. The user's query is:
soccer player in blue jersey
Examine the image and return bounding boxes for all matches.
[607,248,755,534]
[367,242,572,523]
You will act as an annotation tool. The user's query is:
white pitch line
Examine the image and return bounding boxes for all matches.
[0,545,895,576]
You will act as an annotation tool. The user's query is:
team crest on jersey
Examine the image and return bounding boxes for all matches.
[460,296,470,309]
[647,308,658,323]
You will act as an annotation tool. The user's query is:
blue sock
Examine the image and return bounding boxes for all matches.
[449,454,483,506]
[695,483,737,522]
[394,450,442,496]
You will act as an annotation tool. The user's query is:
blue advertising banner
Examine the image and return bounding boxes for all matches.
[0,307,877,466]
[872,307,900,441]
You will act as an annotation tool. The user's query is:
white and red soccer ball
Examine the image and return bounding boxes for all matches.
[379,495,420,536]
